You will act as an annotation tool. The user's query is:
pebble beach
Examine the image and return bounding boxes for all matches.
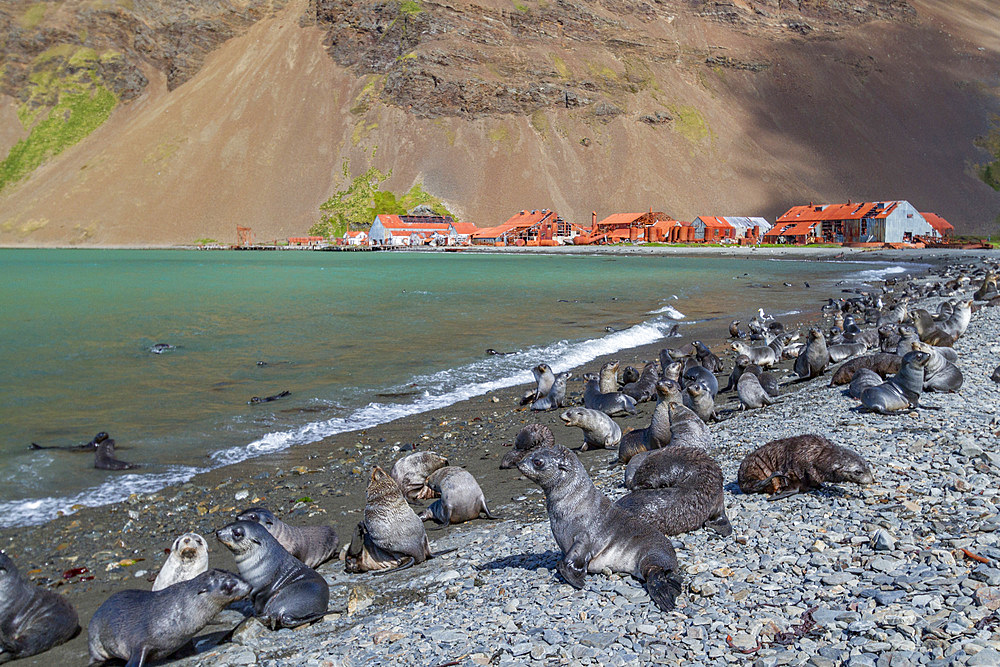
[6,249,1000,667]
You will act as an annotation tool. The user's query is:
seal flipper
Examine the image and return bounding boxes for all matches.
[371,557,415,576]
[644,566,682,612]
[767,488,801,501]
[705,513,733,537]
[747,472,789,494]
[429,547,457,558]
[125,645,150,667]
[557,540,590,589]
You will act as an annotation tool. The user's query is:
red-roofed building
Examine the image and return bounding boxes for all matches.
[368,214,479,246]
[921,212,954,238]
[343,230,368,246]
[690,216,735,242]
[287,236,325,246]
[471,209,583,246]
[763,221,822,244]
[573,210,680,244]
[774,200,933,243]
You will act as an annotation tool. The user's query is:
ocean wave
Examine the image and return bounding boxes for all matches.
[854,265,909,282]
[649,304,686,319]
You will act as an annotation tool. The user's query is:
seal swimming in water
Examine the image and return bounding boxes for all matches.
[29,431,109,451]
[909,341,963,393]
[151,533,209,591]
[738,434,874,501]
[794,329,830,379]
[830,353,902,386]
[583,373,636,416]
[417,467,497,525]
[237,507,340,569]
[500,424,555,470]
[149,343,175,354]
[514,445,683,611]
[390,451,449,502]
[560,407,622,451]
[248,390,291,404]
[0,552,79,663]
[531,371,571,411]
[860,350,930,414]
[88,569,250,666]
[94,438,139,470]
[216,521,329,629]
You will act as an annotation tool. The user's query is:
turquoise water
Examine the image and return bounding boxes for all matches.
[0,249,902,526]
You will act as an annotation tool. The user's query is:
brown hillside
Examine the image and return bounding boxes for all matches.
[0,0,998,246]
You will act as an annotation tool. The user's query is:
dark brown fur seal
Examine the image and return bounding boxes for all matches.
[500,424,554,470]
[829,353,902,386]
[236,507,340,569]
[621,360,660,402]
[0,552,79,663]
[216,521,329,629]
[617,446,732,537]
[94,438,139,470]
[738,434,874,501]
[29,431,108,451]
[515,445,682,612]
[88,569,249,665]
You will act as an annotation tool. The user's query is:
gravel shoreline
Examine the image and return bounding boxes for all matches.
[6,250,1000,666]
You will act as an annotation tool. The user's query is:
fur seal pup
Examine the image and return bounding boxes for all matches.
[249,390,291,404]
[621,366,641,385]
[830,353,902,386]
[216,521,329,629]
[910,341,963,393]
[29,431,109,451]
[94,438,139,470]
[730,340,777,368]
[848,368,883,399]
[827,342,868,363]
[621,360,660,403]
[617,391,673,464]
[345,467,434,573]
[722,355,750,393]
[738,434,874,501]
[520,363,555,405]
[617,446,732,537]
[667,401,712,451]
[598,361,620,394]
[531,371,571,411]
[738,371,775,410]
[500,424,555,470]
[417,467,496,525]
[683,383,716,423]
[0,552,79,663]
[390,451,449,502]
[682,365,719,398]
[560,407,622,451]
[860,350,930,414]
[515,445,682,611]
[794,329,830,379]
[237,507,340,569]
[692,341,723,373]
[729,320,744,338]
[583,373,636,416]
[151,533,209,591]
[745,364,780,398]
[88,569,250,666]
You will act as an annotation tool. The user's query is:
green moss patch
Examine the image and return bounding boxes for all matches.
[668,104,710,144]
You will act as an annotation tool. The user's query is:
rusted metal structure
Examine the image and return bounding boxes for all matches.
[236,226,254,246]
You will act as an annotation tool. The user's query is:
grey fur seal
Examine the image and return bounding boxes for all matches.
[683,383,716,423]
[29,431,109,451]
[722,354,751,393]
[500,424,555,470]
[418,467,497,525]
[692,341,723,373]
[345,467,434,573]
[848,368,883,399]
[237,507,340,569]
[794,329,830,379]
[737,371,775,410]
[0,552,79,663]
[216,521,329,629]
[860,350,930,414]
[621,360,660,403]
[583,372,637,416]
[560,407,622,450]
[730,340,777,368]
[617,446,731,537]
[682,364,719,398]
[531,371,571,411]
[514,445,682,611]
[830,353,902,386]
[668,401,712,451]
[621,366,641,385]
[827,342,868,363]
[598,361,620,394]
[617,387,674,464]
[910,341,963,393]
[151,533,209,591]
[249,390,290,404]
[390,451,449,502]
[738,434,874,501]
[88,569,249,665]
[520,364,555,405]
[94,438,139,470]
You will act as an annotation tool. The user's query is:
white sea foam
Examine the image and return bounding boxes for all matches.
[855,265,909,282]
[649,304,686,319]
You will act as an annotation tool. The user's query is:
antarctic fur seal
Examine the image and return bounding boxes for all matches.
[617,392,673,464]
[0,552,79,663]
[993,364,1000,384]
[88,569,249,665]
[514,445,682,611]
[248,390,291,404]
[583,373,637,416]
[500,424,555,470]
[390,451,450,502]
[682,364,719,398]
[216,521,329,629]
[830,353,902,386]
[151,532,209,591]
[860,350,930,414]
[848,368,883,399]
[827,342,868,364]
[598,361,620,394]
[683,383,717,423]
[29,431,109,451]
[667,401,712,451]
[621,366,640,385]
[730,340,777,368]
[94,438,139,470]
[794,329,830,379]
[560,407,622,451]
[531,371,571,411]
[692,341,723,373]
[910,341,963,393]
[621,360,660,403]
[738,434,874,501]
[237,507,340,569]
[417,467,496,525]
[737,371,775,410]
[520,364,555,405]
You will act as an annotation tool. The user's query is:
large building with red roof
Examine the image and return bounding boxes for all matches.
[470,209,583,246]
[766,201,937,244]
[368,214,473,246]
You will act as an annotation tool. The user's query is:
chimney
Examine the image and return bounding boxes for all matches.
[592,211,597,233]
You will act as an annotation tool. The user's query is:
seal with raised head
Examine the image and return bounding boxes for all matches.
[830,353,903,386]
[738,371,775,410]
[94,438,139,470]
[88,569,250,666]
[617,446,732,537]
[531,371,571,411]
[514,445,683,612]
[345,467,434,573]
[617,387,674,464]
[0,552,79,663]
[910,341,963,393]
[237,507,339,569]
[520,363,555,405]
[500,423,555,470]
[390,451,450,502]
[216,521,329,629]
[621,360,660,403]
[151,533,209,591]
[598,360,620,394]
[860,350,930,414]
[560,407,621,451]
[418,467,496,525]
[683,383,716,423]
[667,401,712,451]
[738,434,874,501]
[729,320,744,339]
[29,431,109,451]
[730,340,777,368]
[794,329,830,379]
[583,373,636,416]
[620,365,641,385]
[692,341,723,373]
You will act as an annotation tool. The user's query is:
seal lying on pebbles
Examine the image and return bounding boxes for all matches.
[583,372,636,416]
[738,371,775,410]
[0,552,79,663]
[520,364,555,405]
[830,353,902,386]
[152,533,209,591]
[617,446,732,537]
[560,407,622,450]
[860,350,930,414]
[730,340,777,368]
[345,467,438,573]
[237,507,340,569]
[910,341,963,392]
[88,569,250,665]
[668,402,712,451]
[794,329,830,379]
[418,467,497,525]
[514,445,683,612]
[216,521,329,629]
[94,438,139,470]
[682,365,718,398]
[992,364,1000,383]
[390,451,449,502]
[531,371,571,411]
[738,434,874,501]
[500,424,555,470]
